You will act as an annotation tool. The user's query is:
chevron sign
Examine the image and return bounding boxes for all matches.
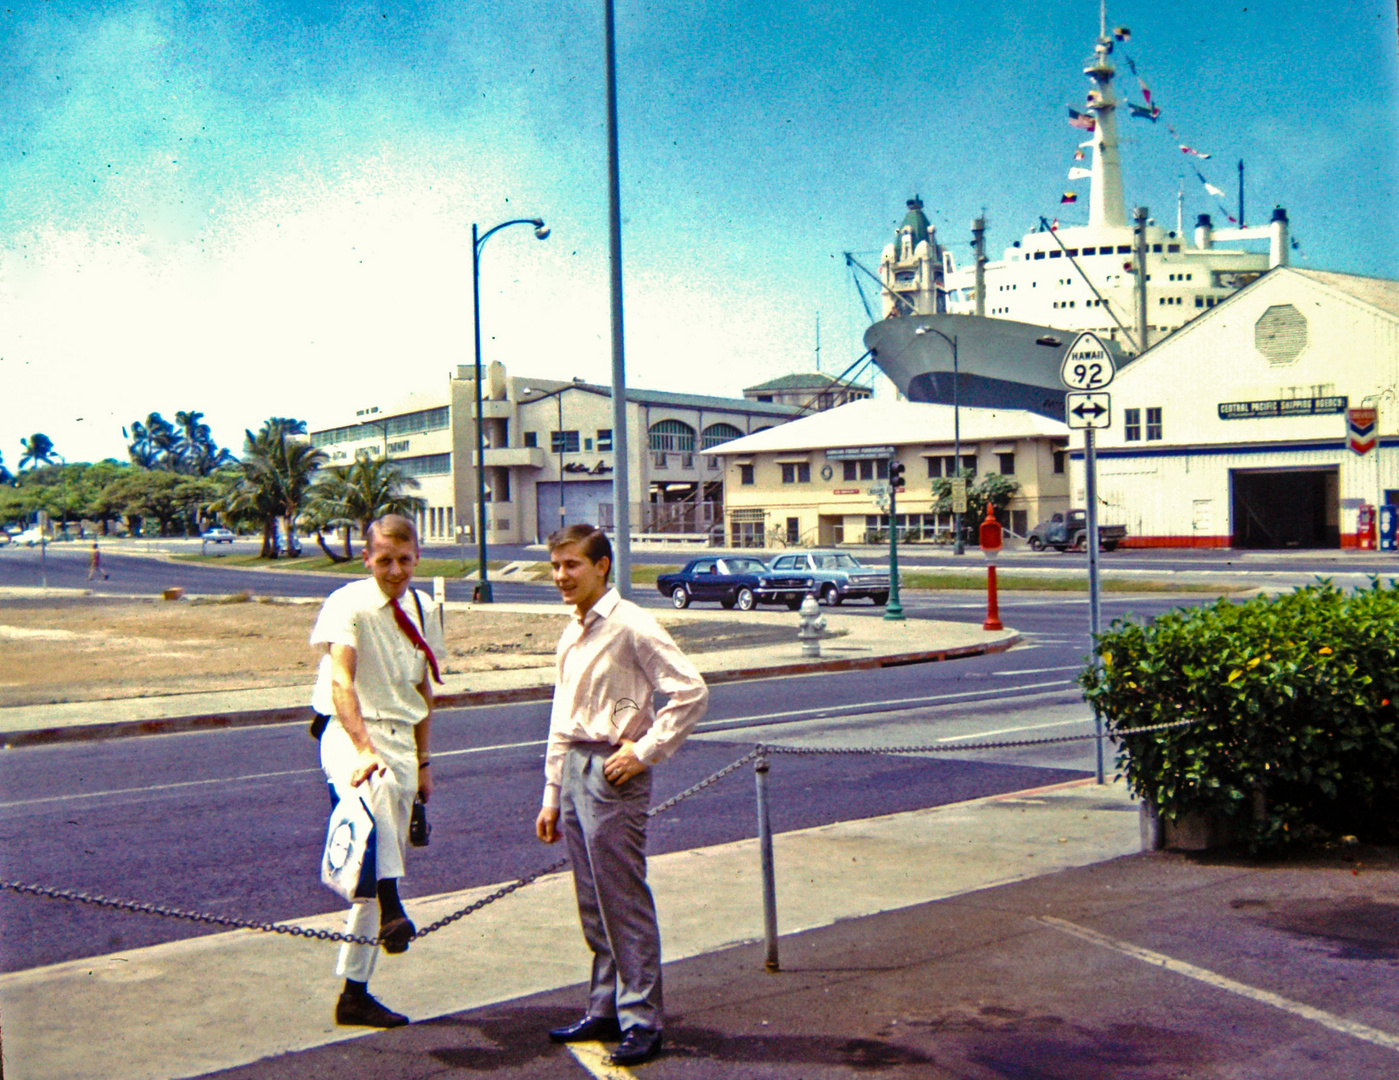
[1348,407,1377,455]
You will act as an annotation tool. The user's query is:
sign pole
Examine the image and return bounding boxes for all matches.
[885,479,904,620]
[1084,425,1104,785]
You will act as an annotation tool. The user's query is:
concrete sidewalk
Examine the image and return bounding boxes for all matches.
[0,602,1017,747]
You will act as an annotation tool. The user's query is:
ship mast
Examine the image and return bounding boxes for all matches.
[1086,5,1126,229]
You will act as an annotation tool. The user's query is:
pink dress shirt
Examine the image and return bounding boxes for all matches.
[543,588,709,808]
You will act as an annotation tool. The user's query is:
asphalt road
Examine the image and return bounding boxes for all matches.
[0,581,1193,974]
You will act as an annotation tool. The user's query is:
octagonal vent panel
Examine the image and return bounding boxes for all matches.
[1254,304,1308,365]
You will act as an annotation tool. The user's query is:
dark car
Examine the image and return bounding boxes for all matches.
[655,556,814,611]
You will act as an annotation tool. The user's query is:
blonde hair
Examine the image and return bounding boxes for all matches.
[365,513,419,551]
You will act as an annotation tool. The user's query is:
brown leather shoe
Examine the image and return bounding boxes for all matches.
[380,915,415,954]
[335,990,408,1028]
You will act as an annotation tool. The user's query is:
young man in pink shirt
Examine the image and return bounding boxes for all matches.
[536,524,708,1067]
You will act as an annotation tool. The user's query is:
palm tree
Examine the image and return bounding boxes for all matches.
[307,452,425,559]
[0,451,12,486]
[18,433,60,470]
[127,414,179,470]
[237,418,325,557]
[174,410,234,476]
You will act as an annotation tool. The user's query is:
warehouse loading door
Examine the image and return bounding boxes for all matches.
[1230,468,1339,548]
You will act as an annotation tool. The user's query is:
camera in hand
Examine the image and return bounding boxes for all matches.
[409,799,431,846]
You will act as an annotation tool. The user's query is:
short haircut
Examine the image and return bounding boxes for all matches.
[547,523,612,579]
[366,513,419,552]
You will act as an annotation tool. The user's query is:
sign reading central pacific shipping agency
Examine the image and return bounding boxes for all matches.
[827,446,896,461]
[1348,407,1378,455]
[1060,332,1116,391]
[1218,396,1348,420]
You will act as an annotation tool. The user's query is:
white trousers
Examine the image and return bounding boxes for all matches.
[320,717,418,982]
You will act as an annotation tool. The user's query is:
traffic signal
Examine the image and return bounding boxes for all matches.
[888,458,905,490]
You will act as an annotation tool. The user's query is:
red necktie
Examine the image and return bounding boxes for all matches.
[390,597,443,684]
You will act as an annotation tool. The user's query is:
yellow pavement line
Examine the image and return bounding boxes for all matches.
[566,1040,637,1079]
[1037,916,1399,1053]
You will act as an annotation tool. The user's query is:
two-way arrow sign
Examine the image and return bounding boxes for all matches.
[1066,392,1111,429]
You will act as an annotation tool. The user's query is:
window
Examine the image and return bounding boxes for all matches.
[843,461,858,481]
[1053,448,1066,474]
[584,438,593,451]
[394,452,451,477]
[596,429,612,452]
[523,431,537,448]
[780,462,810,484]
[739,464,754,485]
[942,455,976,477]
[926,457,941,478]
[1117,244,1131,254]
[996,452,1016,475]
[1082,246,1096,255]
[1146,407,1163,441]
[648,419,695,452]
[702,423,742,450]
[551,430,580,453]
[1124,408,1141,441]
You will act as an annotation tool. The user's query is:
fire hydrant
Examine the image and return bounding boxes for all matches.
[797,593,828,657]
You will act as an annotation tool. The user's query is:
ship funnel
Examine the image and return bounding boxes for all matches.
[1194,214,1213,250]
[1269,207,1289,268]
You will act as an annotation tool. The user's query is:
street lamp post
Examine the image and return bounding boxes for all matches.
[915,325,963,554]
[471,217,549,601]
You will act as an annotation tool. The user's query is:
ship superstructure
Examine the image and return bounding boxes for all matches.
[867,10,1292,417]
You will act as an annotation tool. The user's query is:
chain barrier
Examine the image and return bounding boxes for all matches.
[1,719,1192,944]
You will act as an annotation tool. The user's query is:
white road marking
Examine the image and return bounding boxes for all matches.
[990,664,1084,676]
[937,718,1090,742]
[566,1041,636,1078]
[1038,916,1399,1053]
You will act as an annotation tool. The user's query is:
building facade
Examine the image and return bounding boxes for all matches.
[710,398,1071,548]
[742,372,873,412]
[309,365,801,545]
[1070,268,1399,548]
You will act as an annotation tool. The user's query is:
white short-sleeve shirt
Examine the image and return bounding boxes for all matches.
[309,577,446,724]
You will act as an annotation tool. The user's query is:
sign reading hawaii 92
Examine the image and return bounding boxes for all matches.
[1218,396,1348,420]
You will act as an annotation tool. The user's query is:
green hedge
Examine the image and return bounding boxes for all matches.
[1080,581,1399,850]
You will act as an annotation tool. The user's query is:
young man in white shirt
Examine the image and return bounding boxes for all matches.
[536,524,708,1067]
[310,513,444,1028]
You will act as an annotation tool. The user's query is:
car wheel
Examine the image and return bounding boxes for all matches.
[1103,542,1118,552]
[820,583,841,606]
[670,586,690,609]
[734,587,756,611]
[872,591,889,606]
[1073,534,1088,552]
[1028,536,1045,552]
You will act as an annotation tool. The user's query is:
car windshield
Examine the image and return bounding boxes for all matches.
[815,554,862,569]
[719,558,766,574]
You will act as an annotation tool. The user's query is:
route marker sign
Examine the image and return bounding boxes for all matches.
[1060,331,1116,391]
[949,477,968,514]
[1066,392,1112,429]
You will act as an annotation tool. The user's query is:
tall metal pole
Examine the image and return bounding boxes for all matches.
[754,751,780,972]
[885,473,904,620]
[470,223,492,602]
[604,0,631,599]
[952,334,963,555]
[1084,426,1104,784]
[557,393,565,530]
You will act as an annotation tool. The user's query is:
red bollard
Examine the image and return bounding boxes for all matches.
[980,504,1004,631]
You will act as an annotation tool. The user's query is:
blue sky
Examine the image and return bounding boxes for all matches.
[3,0,1396,464]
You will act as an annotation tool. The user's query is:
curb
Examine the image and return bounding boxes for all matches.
[0,634,1019,749]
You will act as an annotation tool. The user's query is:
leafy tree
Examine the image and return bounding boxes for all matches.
[929,472,1020,544]
[99,470,220,536]
[18,433,60,470]
[305,452,425,559]
[127,414,180,470]
[0,450,13,486]
[174,409,235,476]
[234,418,325,557]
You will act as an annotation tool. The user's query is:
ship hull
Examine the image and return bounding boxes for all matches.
[864,314,1081,420]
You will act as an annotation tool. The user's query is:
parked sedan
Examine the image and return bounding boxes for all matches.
[767,550,890,606]
[12,528,46,546]
[201,527,236,544]
[655,556,814,611]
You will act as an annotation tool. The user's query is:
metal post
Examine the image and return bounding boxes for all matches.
[604,0,631,599]
[557,394,565,530]
[753,751,779,972]
[983,564,1002,631]
[470,223,493,603]
[885,478,904,620]
[40,537,47,590]
[952,334,963,555]
[1084,426,1105,784]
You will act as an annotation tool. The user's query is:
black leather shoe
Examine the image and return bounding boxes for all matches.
[380,915,415,954]
[336,990,408,1028]
[548,1015,623,1043]
[610,1026,663,1066]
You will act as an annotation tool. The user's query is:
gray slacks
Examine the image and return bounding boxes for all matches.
[560,742,663,1032]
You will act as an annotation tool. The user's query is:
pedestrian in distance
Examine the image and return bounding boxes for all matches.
[309,513,444,1028]
[87,541,108,580]
[536,524,708,1067]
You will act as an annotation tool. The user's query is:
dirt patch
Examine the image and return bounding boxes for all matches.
[0,596,797,707]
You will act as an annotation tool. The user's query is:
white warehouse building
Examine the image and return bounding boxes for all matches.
[1071,268,1398,548]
